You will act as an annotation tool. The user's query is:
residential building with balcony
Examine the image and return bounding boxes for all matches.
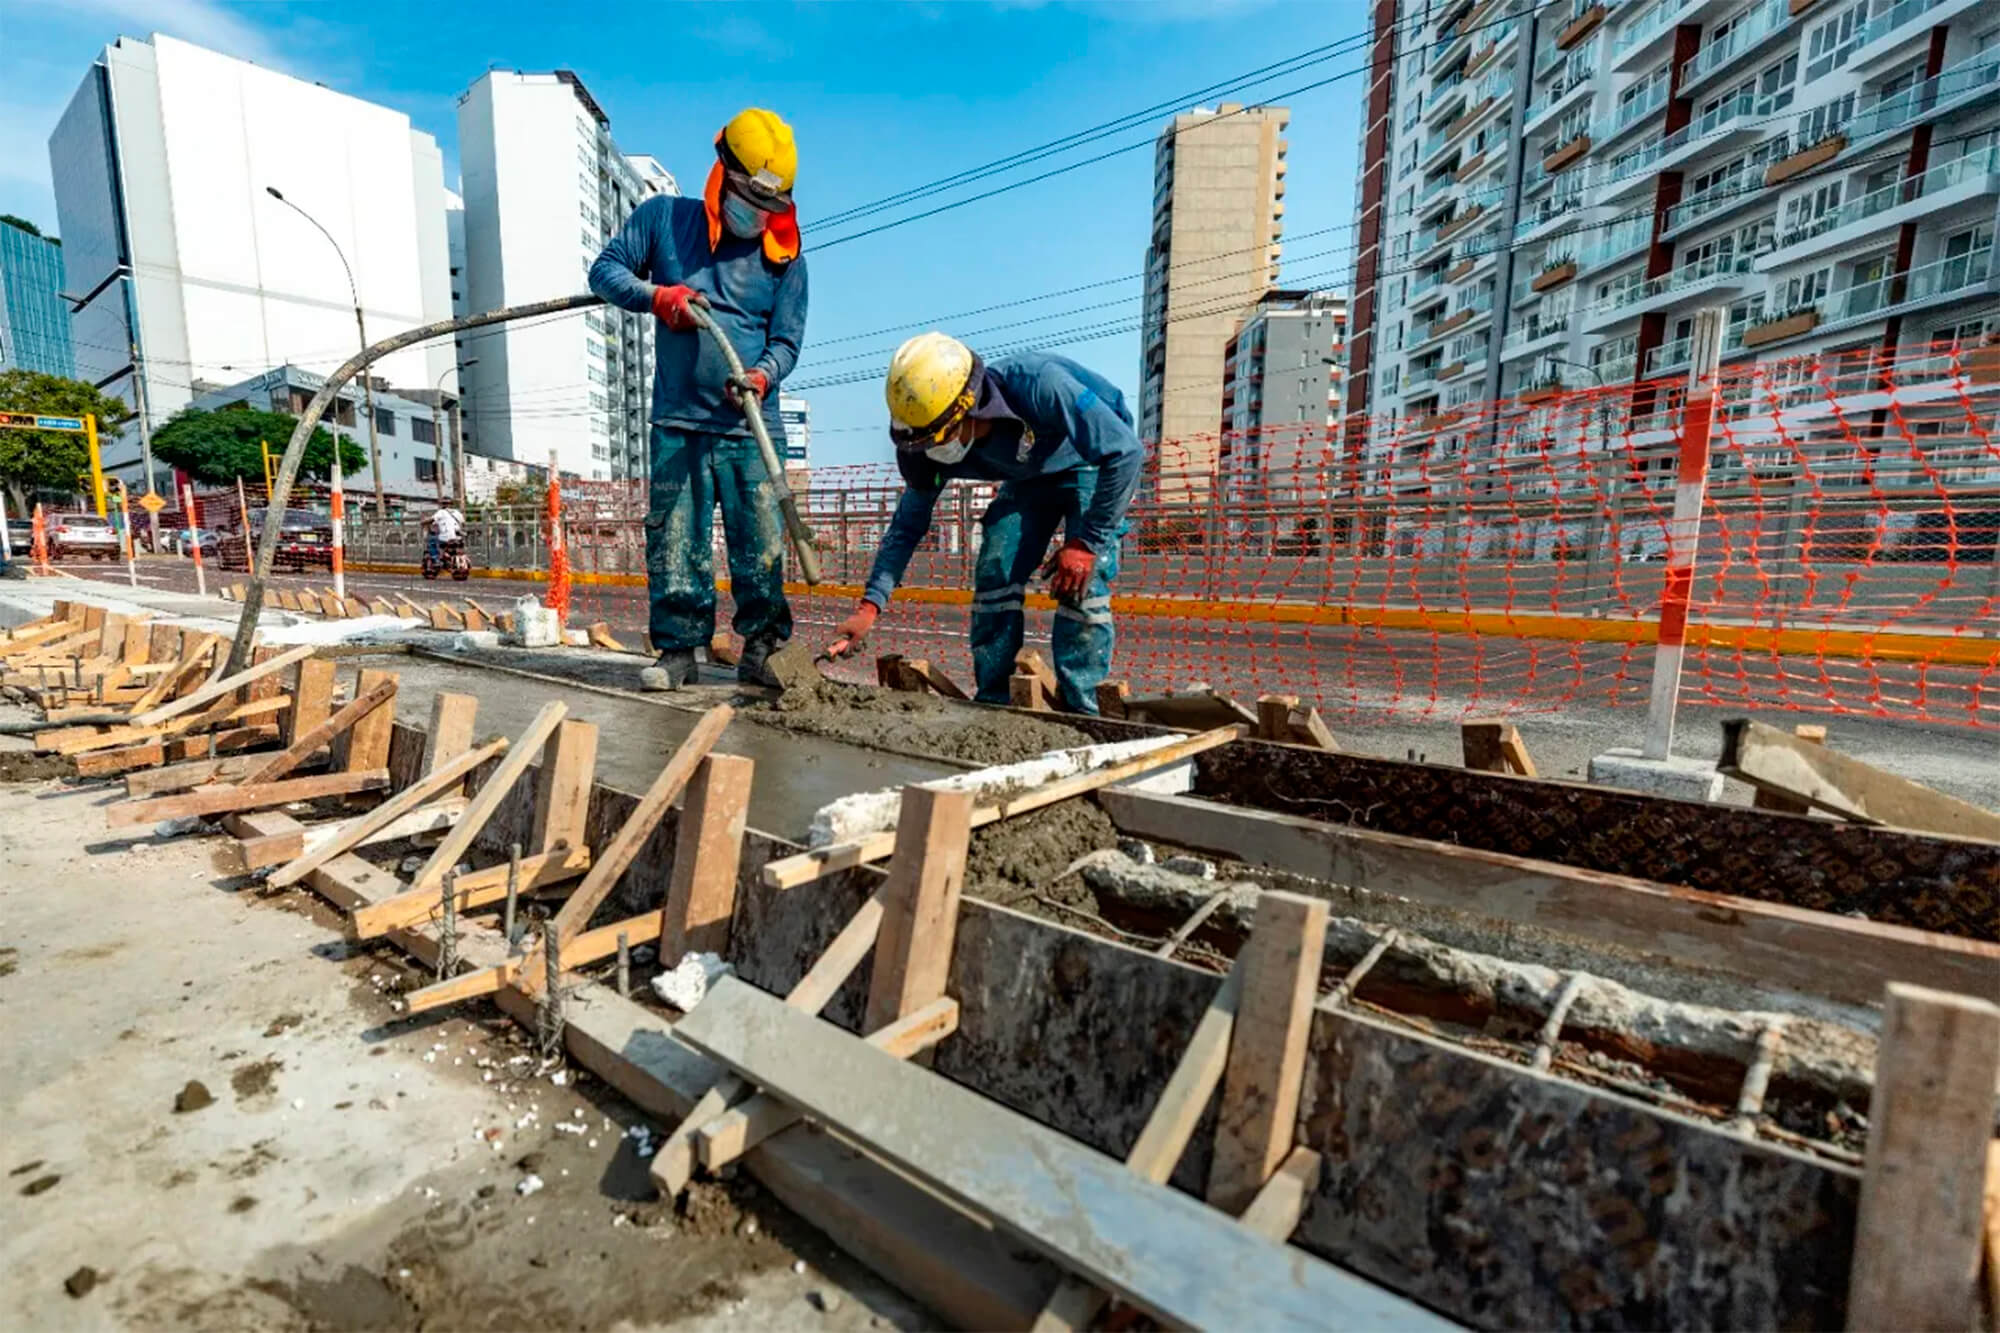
[1138,103,1290,494]
[1349,0,2000,446]
[1219,288,1347,547]
[456,70,677,483]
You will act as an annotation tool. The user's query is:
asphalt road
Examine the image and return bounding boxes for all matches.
[44,552,2000,809]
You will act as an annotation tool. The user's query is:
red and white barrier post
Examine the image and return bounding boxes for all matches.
[31,503,50,574]
[1641,307,1725,761]
[329,466,347,601]
[181,480,206,597]
[115,479,138,589]
[545,449,570,628]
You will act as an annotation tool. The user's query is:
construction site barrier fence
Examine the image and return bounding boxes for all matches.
[335,342,1998,730]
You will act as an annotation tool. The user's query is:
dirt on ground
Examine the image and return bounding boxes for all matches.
[757,679,1091,765]
[0,751,70,783]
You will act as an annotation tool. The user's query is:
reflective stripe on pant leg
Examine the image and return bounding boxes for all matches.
[645,426,719,651]
[711,432,793,644]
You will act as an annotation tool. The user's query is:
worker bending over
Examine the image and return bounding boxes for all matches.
[831,333,1141,713]
[589,108,807,690]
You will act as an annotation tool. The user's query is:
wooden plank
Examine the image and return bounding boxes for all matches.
[696,998,960,1172]
[220,797,467,875]
[51,695,292,757]
[1985,1143,2000,1333]
[149,623,181,664]
[266,740,508,887]
[348,847,592,939]
[585,621,624,651]
[1009,670,1050,711]
[134,642,314,728]
[318,589,345,618]
[1846,983,2000,1330]
[529,718,598,853]
[672,975,1445,1333]
[915,659,968,700]
[1207,890,1328,1215]
[1723,716,2000,839]
[762,726,1241,890]
[1461,720,1509,773]
[369,597,396,616]
[1237,1146,1322,1242]
[505,705,733,1002]
[1097,788,2000,1008]
[1285,704,1339,751]
[429,601,463,630]
[124,753,258,796]
[461,599,490,631]
[406,701,568,895]
[1257,694,1300,743]
[120,618,151,666]
[864,784,974,1033]
[342,596,369,618]
[297,589,323,615]
[660,754,755,962]
[421,692,479,784]
[105,769,389,828]
[73,740,169,779]
[1127,689,1259,731]
[126,635,219,716]
[338,667,398,774]
[241,677,397,785]
[82,604,105,631]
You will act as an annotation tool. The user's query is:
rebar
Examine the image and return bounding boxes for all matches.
[1323,928,1399,1009]
[616,931,631,998]
[71,655,82,687]
[1532,972,1588,1072]
[438,868,459,978]
[538,923,564,1063]
[503,842,522,954]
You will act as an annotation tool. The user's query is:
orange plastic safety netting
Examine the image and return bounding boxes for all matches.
[542,341,2000,729]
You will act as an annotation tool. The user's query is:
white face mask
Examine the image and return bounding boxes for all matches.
[721,193,767,239]
[925,436,972,466]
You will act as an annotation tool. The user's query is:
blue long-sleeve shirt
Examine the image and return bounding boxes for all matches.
[863,351,1142,609]
[588,195,808,440]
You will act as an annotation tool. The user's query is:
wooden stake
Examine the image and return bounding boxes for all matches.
[297,589,323,615]
[1010,670,1051,711]
[241,677,397,784]
[864,783,974,1035]
[266,740,506,888]
[407,701,569,895]
[1236,1146,1323,1242]
[1846,983,2000,1331]
[1463,720,1533,776]
[1207,890,1329,1215]
[1724,718,2000,840]
[422,692,480,785]
[1753,723,1828,814]
[1256,694,1299,742]
[337,667,398,775]
[530,718,599,854]
[429,602,464,630]
[106,769,390,828]
[349,847,592,939]
[585,622,624,651]
[285,657,338,746]
[134,643,314,728]
[660,754,755,962]
[461,599,491,631]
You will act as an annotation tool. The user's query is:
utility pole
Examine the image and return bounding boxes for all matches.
[434,359,476,506]
[430,397,445,503]
[453,398,468,505]
[128,315,161,554]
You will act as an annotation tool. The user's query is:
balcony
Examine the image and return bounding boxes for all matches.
[1597,76,1669,151]
[1842,47,2000,153]
[1648,88,1781,175]
[1820,245,1995,332]
[1501,313,1575,358]
[1661,173,1760,236]
[1513,193,1583,244]
[1849,0,1985,76]
[1611,0,1697,71]
[1582,251,1758,330]
[1644,337,1694,376]
[1680,0,1790,97]
[1525,75,1594,135]
[1542,133,1593,174]
[1594,353,1638,383]
[1760,145,2000,271]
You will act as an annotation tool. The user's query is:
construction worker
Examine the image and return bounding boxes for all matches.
[589,108,806,690]
[829,333,1141,713]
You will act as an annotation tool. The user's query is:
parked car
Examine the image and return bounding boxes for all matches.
[5,516,34,554]
[170,527,220,557]
[48,513,122,561]
[215,507,333,572]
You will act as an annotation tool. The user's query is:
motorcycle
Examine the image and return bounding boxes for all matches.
[422,536,471,581]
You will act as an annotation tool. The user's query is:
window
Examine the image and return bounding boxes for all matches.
[411,416,437,445]
[1805,2,1867,81]
[415,457,438,483]
[587,364,607,386]
[1797,92,1854,147]
[1777,266,1831,310]
[1783,183,1843,239]
[374,408,396,436]
[1929,316,1993,349]
[1755,53,1797,109]
[590,391,608,411]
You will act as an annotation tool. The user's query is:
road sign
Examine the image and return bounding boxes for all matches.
[138,490,167,514]
[0,412,86,431]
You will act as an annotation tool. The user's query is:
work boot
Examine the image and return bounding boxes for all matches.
[736,634,783,688]
[638,649,698,692]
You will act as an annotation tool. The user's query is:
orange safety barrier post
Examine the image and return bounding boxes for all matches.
[31,502,50,575]
[181,480,206,597]
[545,452,570,628]
[329,465,347,602]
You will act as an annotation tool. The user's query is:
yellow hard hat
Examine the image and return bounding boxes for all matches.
[886,333,981,448]
[718,108,797,202]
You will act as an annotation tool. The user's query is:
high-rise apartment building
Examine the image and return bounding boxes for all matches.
[1219,289,1347,547]
[777,393,811,469]
[49,33,456,490]
[1139,104,1290,486]
[0,216,75,377]
[1349,0,2000,439]
[456,70,677,482]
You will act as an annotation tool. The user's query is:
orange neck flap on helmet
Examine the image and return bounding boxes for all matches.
[704,160,800,265]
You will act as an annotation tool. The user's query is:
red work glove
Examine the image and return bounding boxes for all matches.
[1043,539,1095,601]
[651,283,706,332]
[730,368,770,399]
[828,601,879,658]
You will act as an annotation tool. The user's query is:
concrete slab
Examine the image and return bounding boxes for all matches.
[1587,747,1726,802]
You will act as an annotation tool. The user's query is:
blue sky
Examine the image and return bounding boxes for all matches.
[1,0,1369,467]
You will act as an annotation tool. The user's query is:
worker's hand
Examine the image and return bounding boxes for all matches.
[1043,540,1095,601]
[729,369,770,399]
[651,283,707,332]
[827,601,879,658]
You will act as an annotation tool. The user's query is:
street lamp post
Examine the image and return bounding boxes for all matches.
[432,360,477,504]
[265,187,387,519]
[61,265,161,549]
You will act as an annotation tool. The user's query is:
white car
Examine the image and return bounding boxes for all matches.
[48,513,123,561]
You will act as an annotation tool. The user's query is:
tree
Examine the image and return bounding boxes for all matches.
[0,369,134,509]
[150,405,365,487]
[0,214,43,238]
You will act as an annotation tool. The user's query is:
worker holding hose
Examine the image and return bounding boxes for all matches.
[589,108,807,690]
[829,333,1142,713]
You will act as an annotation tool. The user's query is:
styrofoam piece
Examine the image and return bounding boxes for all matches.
[506,595,562,648]
[650,951,732,1011]
[258,614,422,645]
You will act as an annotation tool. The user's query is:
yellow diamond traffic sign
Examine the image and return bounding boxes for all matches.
[138,490,167,513]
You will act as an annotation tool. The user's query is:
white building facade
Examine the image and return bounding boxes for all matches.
[1349,0,2000,427]
[49,33,456,486]
[455,71,676,483]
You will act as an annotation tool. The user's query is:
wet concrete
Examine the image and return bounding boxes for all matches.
[364,649,961,843]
